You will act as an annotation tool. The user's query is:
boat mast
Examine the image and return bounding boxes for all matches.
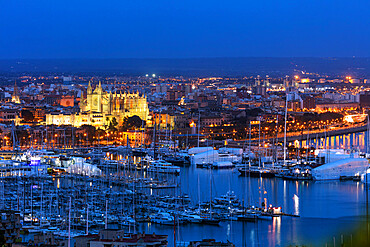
[325,126,328,162]
[306,129,310,161]
[258,119,261,169]
[72,126,75,155]
[186,131,189,149]
[86,204,89,235]
[249,121,251,167]
[31,182,33,226]
[197,111,200,148]
[283,94,288,165]
[367,115,370,155]
[68,197,71,247]
[248,121,252,206]
[173,212,176,247]
[153,113,156,158]
[274,114,279,164]
[210,168,212,218]
[141,120,144,148]
[11,121,18,152]
[170,119,173,152]
[1,180,3,210]
[134,129,137,148]
[158,110,162,152]
[105,199,108,229]
[197,174,201,215]
[165,114,168,149]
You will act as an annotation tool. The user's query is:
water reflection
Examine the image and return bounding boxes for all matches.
[293,194,299,216]
[272,217,281,246]
[301,130,369,152]
[50,165,367,246]
[250,229,255,247]
[171,168,366,246]
[87,131,370,245]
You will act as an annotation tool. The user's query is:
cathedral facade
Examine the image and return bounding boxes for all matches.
[46,82,149,127]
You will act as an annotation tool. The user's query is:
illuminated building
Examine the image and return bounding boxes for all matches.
[0,109,20,124]
[349,78,360,84]
[121,131,148,147]
[60,96,74,107]
[200,116,223,127]
[147,112,175,129]
[343,114,367,123]
[253,76,267,96]
[11,81,21,104]
[46,82,149,127]
[81,82,148,120]
[315,102,359,112]
[300,78,311,83]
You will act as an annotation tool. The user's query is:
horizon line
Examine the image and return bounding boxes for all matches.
[0,56,369,60]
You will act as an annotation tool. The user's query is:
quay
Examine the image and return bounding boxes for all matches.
[231,123,368,146]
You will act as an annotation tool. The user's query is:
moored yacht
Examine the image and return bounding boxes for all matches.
[278,166,313,180]
[150,212,174,225]
[211,161,235,169]
[238,166,277,178]
[148,159,180,175]
[312,157,369,180]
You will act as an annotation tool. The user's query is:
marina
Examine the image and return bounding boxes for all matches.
[0,162,367,246]
[3,0,370,244]
[2,71,370,246]
[1,129,370,246]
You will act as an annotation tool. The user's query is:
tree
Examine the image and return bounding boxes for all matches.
[96,128,106,137]
[111,117,118,127]
[107,117,119,132]
[80,125,96,144]
[21,109,34,122]
[110,117,118,129]
[120,116,144,131]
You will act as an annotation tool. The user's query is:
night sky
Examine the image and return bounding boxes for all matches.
[1,0,369,59]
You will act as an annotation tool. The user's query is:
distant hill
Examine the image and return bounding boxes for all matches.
[0,57,370,77]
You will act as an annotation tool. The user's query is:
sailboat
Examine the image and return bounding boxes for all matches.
[238,121,277,177]
[200,170,220,225]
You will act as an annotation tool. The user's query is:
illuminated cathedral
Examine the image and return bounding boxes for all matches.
[46,82,149,127]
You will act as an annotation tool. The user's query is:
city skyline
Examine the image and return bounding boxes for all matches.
[1,1,370,246]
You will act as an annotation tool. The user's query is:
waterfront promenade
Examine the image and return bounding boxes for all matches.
[233,123,368,145]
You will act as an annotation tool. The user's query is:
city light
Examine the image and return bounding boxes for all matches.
[0,2,369,246]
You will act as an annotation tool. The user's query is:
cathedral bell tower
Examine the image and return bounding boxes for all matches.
[12,81,20,104]
[85,81,93,112]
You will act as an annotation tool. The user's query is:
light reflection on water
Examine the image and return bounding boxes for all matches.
[55,170,367,246]
[300,131,369,152]
[139,166,367,246]
[293,194,299,216]
[105,132,369,246]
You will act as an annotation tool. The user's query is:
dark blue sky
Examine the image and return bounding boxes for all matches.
[1,0,369,59]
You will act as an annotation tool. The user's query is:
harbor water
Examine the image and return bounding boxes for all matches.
[1,131,369,247]
[143,131,370,246]
[141,167,368,246]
